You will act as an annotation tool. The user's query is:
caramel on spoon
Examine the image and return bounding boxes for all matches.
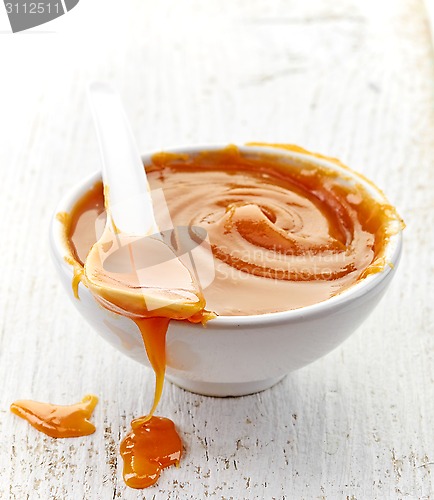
[84,83,206,321]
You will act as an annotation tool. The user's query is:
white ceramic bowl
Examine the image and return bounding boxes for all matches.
[50,145,402,397]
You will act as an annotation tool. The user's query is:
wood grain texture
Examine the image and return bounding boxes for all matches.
[0,0,433,498]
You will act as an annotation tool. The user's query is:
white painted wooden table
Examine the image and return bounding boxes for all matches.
[1,0,433,498]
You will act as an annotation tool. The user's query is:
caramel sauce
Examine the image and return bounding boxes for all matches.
[133,317,169,420]
[58,145,403,488]
[66,146,402,316]
[120,416,182,489]
[10,395,98,438]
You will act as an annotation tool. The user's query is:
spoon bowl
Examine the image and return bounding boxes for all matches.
[85,84,206,320]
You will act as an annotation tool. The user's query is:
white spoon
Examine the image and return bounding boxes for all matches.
[84,83,205,319]
[87,82,158,236]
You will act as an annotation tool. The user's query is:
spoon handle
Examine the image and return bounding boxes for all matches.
[88,82,158,236]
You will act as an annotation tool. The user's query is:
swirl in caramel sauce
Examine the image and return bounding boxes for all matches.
[147,146,401,314]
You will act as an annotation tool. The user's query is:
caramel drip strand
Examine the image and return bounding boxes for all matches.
[132,317,170,426]
[120,416,182,489]
[10,395,98,438]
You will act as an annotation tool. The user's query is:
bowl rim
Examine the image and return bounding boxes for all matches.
[50,143,403,328]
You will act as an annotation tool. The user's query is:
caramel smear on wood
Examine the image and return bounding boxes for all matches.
[10,395,98,438]
[120,416,182,489]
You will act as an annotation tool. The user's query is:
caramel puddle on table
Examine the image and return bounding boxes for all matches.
[10,395,98,438]
[121,415,182,489]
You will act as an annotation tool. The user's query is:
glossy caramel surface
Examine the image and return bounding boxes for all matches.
[10,395,98,438]
[66,146,402,315]
[120,416,182,489]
